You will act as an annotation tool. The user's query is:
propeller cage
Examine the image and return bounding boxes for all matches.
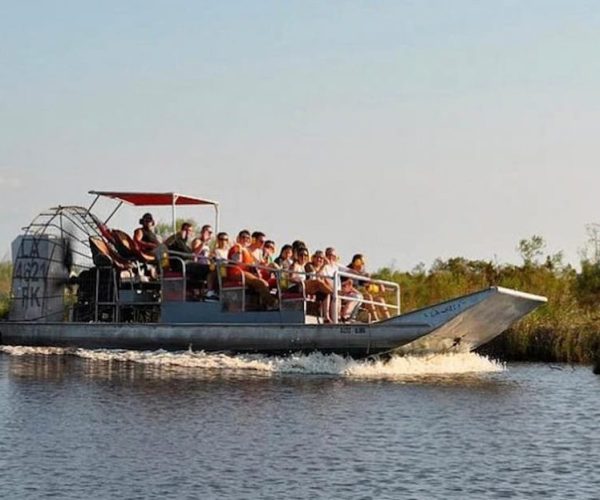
[9,206,96,321]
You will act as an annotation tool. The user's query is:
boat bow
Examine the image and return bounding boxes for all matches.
[380,287,547,356]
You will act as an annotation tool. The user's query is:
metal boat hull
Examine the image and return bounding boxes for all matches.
[0,321,432,357]
[0,287,547,357]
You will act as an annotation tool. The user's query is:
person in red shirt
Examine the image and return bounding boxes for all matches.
[227,230,276,308]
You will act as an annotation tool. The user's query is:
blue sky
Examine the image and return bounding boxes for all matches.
[2,1,600,269]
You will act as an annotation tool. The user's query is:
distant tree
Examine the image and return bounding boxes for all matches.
[155,218,199,239]
[544,251,565,271]
[411,262,426,276]
[579,223,600,265]
[517,235,545,266]
[575,260,600,307]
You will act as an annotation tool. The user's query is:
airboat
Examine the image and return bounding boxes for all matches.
[0,191,547,358]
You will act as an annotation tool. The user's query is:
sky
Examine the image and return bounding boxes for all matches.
[1,1,600,270]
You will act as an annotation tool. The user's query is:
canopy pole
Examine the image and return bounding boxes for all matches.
[171,195,177,232]
[104,201,124,225]
[86,194,100,216]
[214,204,220,233]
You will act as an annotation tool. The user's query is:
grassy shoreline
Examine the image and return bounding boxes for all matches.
[374,255,600,363]
[0,262,11,320]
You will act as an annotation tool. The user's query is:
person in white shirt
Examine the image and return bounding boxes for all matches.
[212,232,230,261]
[192,224,214,265]
[288,248,333,323]
[322,247,341,279]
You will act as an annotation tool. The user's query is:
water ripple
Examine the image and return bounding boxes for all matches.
[1,349,598,499]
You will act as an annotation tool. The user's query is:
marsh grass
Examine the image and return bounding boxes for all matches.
[375,256,600,363]
[0,261,11,319]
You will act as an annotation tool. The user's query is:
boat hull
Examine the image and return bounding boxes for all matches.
[0,287,547,357]
[0,321,431,357]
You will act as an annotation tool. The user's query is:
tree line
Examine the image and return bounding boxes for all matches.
[374,234,600,363]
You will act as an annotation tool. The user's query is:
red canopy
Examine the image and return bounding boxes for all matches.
[89,191,218,207]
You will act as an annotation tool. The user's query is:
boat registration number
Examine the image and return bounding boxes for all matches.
[339,326,367,334]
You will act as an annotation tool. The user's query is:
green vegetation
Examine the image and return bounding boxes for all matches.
[375,235,600,363]
[155,218,199,239]
[0,261,11,319]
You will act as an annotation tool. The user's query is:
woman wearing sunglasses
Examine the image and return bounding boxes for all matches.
[288,248,334,323]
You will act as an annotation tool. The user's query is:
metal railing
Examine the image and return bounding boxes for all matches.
[331,270,400,323]
[151,248,402,324]
[215,264,248,312]
[67,265,161,323]
[212,259,400,323]
[94,266,119,321]
[57,250,401,325]
[160,255,187,302]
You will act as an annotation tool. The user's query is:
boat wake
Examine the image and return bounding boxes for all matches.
[0,345,503,380]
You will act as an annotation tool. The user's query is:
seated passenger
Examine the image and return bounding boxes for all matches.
[288,248,333,323]
[324,247,342,273]
[211,232,231,284]
[249,231,266,262]
[165,222,194,255]
[191,224,220,298]
[311,250,327,273]
[258,240,278,285]
[164,223,210,286]
[275,244,293,269]
[346,254,390,321]
[339,277,363,322]
[133,213,161,253]
[212,232,230,261]
[312,249,334,322]
[274,244,293,289]
[320,247,343,286]
[192,224,214,264]
[262,240,276,265]
[291,240,307,261]
[227,230,276,308]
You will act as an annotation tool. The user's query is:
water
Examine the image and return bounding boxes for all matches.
[1,348,599,499]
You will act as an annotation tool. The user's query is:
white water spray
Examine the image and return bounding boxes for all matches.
[0,345,503,379]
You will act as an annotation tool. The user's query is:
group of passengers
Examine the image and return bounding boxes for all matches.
[131,213,390,322]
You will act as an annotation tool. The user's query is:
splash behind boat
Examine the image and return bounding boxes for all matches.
[0,191,547,357]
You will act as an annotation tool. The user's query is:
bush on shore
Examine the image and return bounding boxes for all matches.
[374,237,600,363]
[0,261,11,320]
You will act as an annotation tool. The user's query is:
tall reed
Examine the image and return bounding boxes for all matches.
[0,261,11,319]
[375,254,600,363]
